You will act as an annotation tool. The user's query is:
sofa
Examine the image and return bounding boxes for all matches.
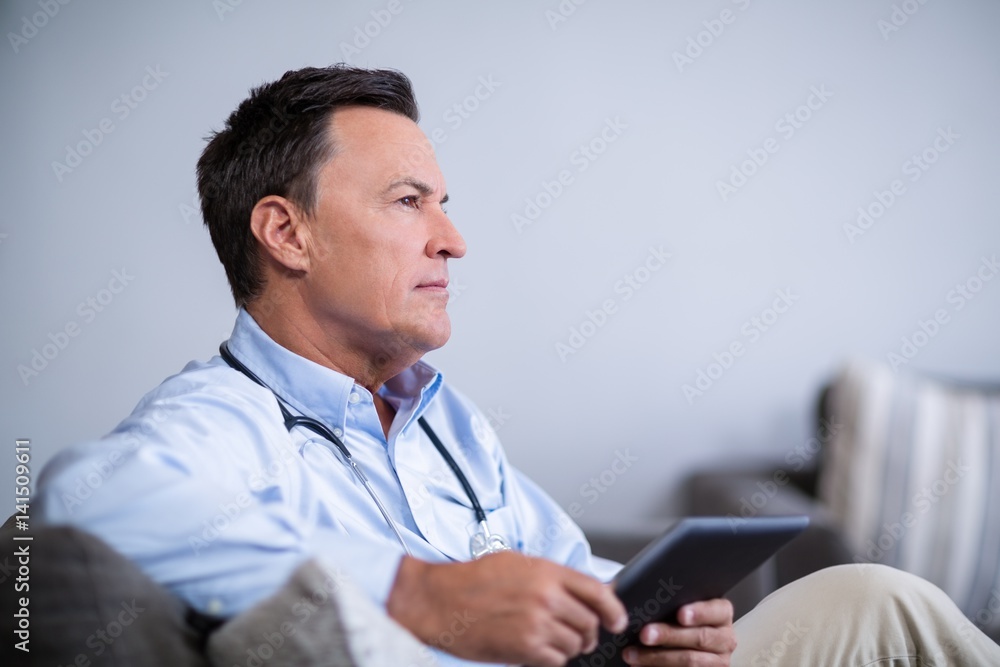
[687,359,1000,644]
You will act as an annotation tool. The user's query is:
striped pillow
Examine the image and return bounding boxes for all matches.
[818,359,1000,640]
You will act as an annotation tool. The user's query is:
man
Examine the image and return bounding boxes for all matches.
[37,65,1000,666]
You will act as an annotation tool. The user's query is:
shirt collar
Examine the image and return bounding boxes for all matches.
[380,360,443,435]
[224,308,444,435]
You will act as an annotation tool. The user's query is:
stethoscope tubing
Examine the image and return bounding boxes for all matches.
[218,342,499,558]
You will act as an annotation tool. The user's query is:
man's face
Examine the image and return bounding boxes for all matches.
[301,106,465,364]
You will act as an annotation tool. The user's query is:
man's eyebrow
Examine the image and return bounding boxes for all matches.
[384,177,449,203]
[384,177,434,197]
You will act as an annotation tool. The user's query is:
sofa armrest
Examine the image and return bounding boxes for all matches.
[688,470,819,517]
[0,521,208,666]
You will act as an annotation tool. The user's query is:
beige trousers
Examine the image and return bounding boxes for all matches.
[732,564,1000,666]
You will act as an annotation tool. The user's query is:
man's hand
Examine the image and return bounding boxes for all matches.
[387,551,628,666]
[620,599,737,666]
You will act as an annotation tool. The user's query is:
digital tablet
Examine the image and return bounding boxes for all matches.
[568,515,809,667]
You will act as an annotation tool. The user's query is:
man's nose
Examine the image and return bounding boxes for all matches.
[429,211,466,259]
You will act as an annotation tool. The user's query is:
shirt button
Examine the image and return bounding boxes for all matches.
[206,598,223,615]
[333,427,344,438]
[349,392,361,404]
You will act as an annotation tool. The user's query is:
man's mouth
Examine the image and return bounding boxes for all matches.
[416,279,449,292]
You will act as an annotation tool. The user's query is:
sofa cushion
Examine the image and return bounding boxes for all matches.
[0,520,208,666]
[207,558,438,667]
[818,360,1000,640]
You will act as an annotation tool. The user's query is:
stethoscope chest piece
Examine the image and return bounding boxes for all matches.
[470,520,512,559]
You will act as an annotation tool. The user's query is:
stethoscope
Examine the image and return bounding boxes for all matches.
[219,343,512,560]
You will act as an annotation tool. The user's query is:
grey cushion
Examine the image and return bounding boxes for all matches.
[0,520,208,666]
[207,558,438,667]
[0,514,439,666]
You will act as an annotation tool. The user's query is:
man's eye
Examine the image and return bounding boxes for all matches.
[399,195,419,208]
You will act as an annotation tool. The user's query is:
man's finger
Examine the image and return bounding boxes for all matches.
[640,623,736,654]
[546,591,602,652]
[676,598,733,627]
[563,575,629,633]
[541,617,593,662]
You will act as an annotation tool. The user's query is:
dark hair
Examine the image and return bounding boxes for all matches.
[196,64,419,307]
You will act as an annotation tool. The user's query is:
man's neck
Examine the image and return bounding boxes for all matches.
[246,299,420,395]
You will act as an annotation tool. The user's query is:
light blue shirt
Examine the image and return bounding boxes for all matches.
[37,309,621,664]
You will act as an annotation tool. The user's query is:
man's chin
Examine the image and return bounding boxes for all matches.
[415,322,452,354]
[389,319,451,357]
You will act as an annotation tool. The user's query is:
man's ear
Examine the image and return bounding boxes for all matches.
[250,195,312,273]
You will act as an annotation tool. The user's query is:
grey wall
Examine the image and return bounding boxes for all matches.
[3,0,999,530]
